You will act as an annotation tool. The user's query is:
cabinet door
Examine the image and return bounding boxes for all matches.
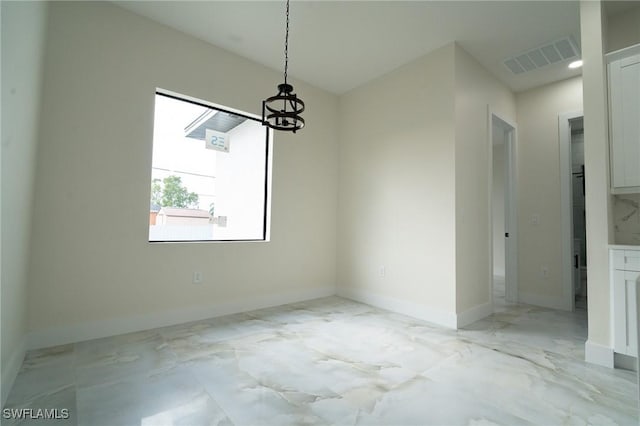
[609,53,640,189]
[613,269,639,356]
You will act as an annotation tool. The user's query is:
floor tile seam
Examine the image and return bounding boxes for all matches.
[236,380,351,425]
[189,389,236,426]
[160,335,251,363]
[74,361,183,393]
[70,342,80,425]
[364,373,535,426]
[158,327,182,364]
[240,372,341,403]
[72,385,79,426]
[162,327,295,348]
[18,355,77,375]
[181,362,237,425]
[467,388,571,425]
[455,337,577,374]
[227,335,410,394]
[419,343,637,411]
[456,332,587,366]
[468,342,585,366]
[73,343,180,371]
[418,350,466,379]
[298,344,402,375]
[413,370,592,426]
[3,383,76,410]
[423,339,594,385]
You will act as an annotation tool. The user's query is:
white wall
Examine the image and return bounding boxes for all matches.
[337,44,458,327]
[492,142,506,278]
[581,0,615,366]
[453,46,516,319]
[515,76,583,310]
[0,1,48,405]
[214,119,268,240]
[27,2,339,348]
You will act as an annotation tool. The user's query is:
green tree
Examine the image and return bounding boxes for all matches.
[151,179,163,207]
[151,175,199,208]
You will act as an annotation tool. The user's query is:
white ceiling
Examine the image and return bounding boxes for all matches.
[113,1,585,95]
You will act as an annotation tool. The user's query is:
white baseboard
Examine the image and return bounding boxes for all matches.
[337,288,457,329]
[457,301,493,328]
[519,292,570,311]
[28,286,336,350]
[2,336,27,408]
[585,340,614,368]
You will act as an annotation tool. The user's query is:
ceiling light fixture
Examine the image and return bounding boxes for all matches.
[262,0,305,133]
[568,60,583,69]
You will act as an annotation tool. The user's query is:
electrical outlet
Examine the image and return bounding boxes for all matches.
[192,271,203,284]
[531,214,540,226]
[379,266,386,278]
[540,266,549,279]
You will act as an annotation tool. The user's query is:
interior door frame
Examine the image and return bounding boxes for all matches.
[488,109,518,305]
[559,111,584,312]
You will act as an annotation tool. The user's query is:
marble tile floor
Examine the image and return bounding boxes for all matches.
[3,296,638,426]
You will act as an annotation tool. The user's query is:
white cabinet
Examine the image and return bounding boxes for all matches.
[610,248,640,357]
[607,45,640,194]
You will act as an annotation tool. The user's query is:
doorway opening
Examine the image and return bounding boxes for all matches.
[560,112,587,312]
[490,112,518,311]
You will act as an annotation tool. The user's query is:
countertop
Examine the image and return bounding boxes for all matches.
[609,244,640,250]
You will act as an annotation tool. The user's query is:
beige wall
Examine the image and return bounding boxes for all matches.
[606,3,640,53]
[0,1,48,404]
[337,44,457,323]
[27,2,339,343]
[515,76,583,309]
[337,43,515,325]
[454,46,516,315]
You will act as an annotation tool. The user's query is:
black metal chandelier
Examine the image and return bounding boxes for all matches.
[262,0,305,133]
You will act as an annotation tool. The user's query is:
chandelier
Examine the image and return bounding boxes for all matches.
[262,0,305,133]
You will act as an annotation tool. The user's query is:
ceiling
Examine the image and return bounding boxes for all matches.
[114,1,586,95]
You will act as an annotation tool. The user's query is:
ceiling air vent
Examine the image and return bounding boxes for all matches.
[503,37,581,75]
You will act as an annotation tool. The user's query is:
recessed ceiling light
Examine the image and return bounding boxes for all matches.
[568,60,583,69]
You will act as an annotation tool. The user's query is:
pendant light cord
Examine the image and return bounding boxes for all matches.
[262,0,304,132]
[284,0,290,85]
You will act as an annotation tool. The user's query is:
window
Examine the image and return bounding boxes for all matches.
[149,91,270,242]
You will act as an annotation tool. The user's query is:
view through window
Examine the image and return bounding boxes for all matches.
[149,91,270,242]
